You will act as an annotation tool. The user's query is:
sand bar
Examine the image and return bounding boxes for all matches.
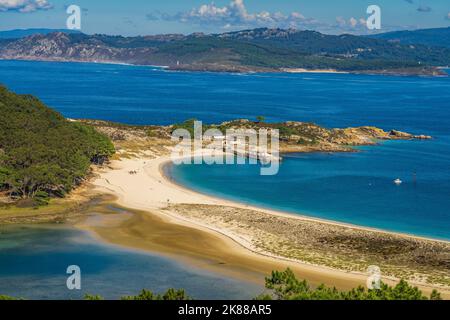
[75,152,450,297]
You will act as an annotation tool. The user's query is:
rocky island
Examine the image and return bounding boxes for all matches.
[84,118,432,155]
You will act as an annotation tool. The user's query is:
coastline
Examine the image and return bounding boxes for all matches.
[77,198,368,290]
[161,159,448,244]
[280,68,349,74]
[1,58,445,77]
[77,152,450,296]
[0,58,170,70]
[77,155,374,290]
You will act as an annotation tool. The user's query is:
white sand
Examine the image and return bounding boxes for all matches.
[87,154,449,296]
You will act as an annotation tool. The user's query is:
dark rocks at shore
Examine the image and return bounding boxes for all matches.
[389,130,432,140]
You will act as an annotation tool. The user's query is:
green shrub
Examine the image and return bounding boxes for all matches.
[121,288,191,301]
[260,269,442,300]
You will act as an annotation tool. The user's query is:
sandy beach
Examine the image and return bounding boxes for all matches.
[76,150,450,297]
[280,68,349,74]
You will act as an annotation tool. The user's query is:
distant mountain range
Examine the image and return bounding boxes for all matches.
[0,27,449,75]
[369,27,450,48]
[0,28,81,39]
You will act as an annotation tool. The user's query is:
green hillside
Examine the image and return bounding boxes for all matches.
[1,28,450,74]
[369,27,450,49]
[0,86,114,202]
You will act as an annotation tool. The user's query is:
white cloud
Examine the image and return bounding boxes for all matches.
[0,0,52,13]
[147,0,413,35]
[446,12,450,20]
[335,16,367,31]
[182,0,307,27]
[349,17,358,27]
[152,0,320,30]
[335,16,346,27]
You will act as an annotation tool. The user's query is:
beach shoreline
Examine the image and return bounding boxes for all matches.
[280,68,349,74]
[160,158,449,244]
[2,58,446,77]
[76,152,450,297]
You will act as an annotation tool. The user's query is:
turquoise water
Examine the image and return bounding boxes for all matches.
[0,60,449,240]
[0,225,261,300]
[166,141,450,240]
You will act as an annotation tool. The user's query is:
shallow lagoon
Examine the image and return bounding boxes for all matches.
[0,225,261,300]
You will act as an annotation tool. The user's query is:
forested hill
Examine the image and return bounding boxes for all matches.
[0,86,114,202]
[0,28,449,75]
[369,27,450,49]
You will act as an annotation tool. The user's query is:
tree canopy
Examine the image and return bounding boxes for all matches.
[1,272,442,300]
[256,269,442,300]
[0,86,114,200]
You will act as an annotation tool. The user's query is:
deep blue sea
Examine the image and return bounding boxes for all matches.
[1,60,449,241]
[0,225,261,300]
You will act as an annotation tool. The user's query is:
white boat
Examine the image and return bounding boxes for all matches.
[394,179,403,185]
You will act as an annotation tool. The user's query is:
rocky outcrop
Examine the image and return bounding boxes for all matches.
[80,118,432,154]
[0,32,157,65]
[389,130,432,140]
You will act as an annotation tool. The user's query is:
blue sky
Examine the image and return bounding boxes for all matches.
[0,0,449,35]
